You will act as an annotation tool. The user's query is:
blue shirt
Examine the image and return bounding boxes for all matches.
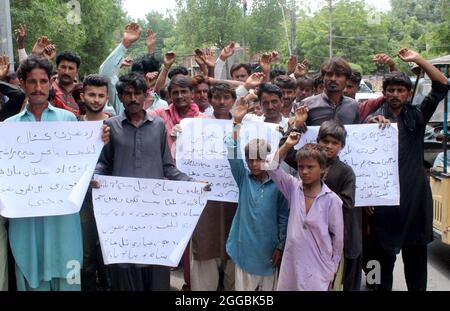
[225,136,288,276]
[5,104,82,288]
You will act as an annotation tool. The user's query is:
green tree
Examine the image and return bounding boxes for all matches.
[174,0,244,49]
[246,0,285,54]
[297,0,391,74]
[11,0,125,76]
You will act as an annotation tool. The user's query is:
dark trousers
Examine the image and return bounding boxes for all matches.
[109,265,170,291]
[80,194,110,291]
[343,255,362,291]
[374,244,428,291]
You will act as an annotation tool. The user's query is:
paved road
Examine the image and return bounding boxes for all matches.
[171,239,450,291]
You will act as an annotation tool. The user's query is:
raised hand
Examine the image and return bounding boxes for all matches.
[146,29,156,54]
[233,97,248,124]
[270,51,280,63]
[164,51,176,69]
[120,57,134,68]
[0,55,11,81]
[294,105,309,128]
[194,50,208,76]
[15,23,27,49]
[287,55,298,75]
[122,22,141,49]
[220,42,235,61]
[200,48,216,68]
[43,44,57,61]
[244,72,265,91]
[31,36,51,56]
[397,48,421,63]
[294,59,309,78]
[145,71,159,86]
[259,53,272,73]
[373,53,396,71]
[285,132,301,147]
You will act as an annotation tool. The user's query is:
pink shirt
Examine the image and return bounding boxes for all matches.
[267,165,343,291]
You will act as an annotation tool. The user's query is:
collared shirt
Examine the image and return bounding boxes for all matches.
[6,102,77,122]
[5,103,81,289]
[95,111,191,181]
[302,92,360,126]
[243,113,290,133]
[225,137,288,276]
[267,164,343,291]
[51,80,81,115]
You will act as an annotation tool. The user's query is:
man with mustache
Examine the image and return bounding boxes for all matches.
[78,75,111,291]
[365,48,449,291]
[51,51,83,115]
[273,75,297,118]
[4,56,109,291]
[300,57,359,126]
[95,72,193,291]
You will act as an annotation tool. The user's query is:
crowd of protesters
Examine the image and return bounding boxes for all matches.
[0,22,448,292]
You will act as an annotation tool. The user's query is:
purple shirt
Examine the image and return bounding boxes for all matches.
[267,165,343,291]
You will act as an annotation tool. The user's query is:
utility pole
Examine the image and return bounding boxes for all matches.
[290,0,297,56]
[328,0,333,59]
[0,0,14,71]
[242,0,248,64]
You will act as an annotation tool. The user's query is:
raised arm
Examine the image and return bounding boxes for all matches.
[154,51,176,94]
[215,42,235,79]
[398,48,447,85]
[145,29,156,56]
[373,53,397,72]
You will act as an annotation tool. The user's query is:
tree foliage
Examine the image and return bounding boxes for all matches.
[174,0,244,50]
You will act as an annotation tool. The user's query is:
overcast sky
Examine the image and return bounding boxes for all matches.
[122,0,391,20]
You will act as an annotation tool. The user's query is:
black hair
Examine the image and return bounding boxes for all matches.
[270,68,287,81]
[6,72,18,83]
[56,51,81,69]
[313,73,324,89]
[273,75,296,90]
[296,143,328,170]
[320,57,352,79]
[317,120,347,146]
[257,83,283,100]
[168,75,193,94]
[131,54,161,74]
[230,63,252,77]
[348,71,362,85]
[168,66,189,80]
[296,76,315,88]
[382,71,412,91]
[208,83,237,100]
[18,55,53,81]
[116,72,148,95]
[83,74,109,92]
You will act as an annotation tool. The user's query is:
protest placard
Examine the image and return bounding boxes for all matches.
[93,175,208,266]
[0,121,104,218]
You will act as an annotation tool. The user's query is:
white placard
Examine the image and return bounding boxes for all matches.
[295,124,400,206]
[0,121,104,218]
[176,118,282,203]
[93,175,208,266]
